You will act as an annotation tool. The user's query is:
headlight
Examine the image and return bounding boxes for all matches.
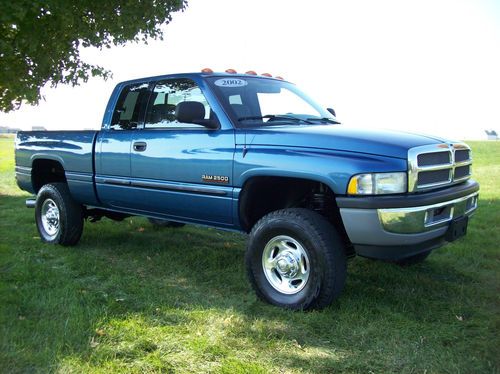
[347,172,407,195]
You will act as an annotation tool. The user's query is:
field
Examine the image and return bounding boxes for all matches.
[0,134,498,373]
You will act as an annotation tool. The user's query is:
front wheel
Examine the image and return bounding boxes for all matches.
[35,183,84,246]
[245,208,347,310]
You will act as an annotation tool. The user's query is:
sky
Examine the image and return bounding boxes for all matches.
[1,0,499,140]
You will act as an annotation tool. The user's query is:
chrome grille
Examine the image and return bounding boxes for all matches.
[418,169,451,186]
[408,143,472,192]
[455,149,470,163]
[417,151,450,166]
[454,165,470,180]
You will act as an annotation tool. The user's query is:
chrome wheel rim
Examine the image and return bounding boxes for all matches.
[262,235,310,295]
[41,198,60,237]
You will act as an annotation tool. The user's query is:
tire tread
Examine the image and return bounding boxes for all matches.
[246,208,347,310]
[36,183,83,246]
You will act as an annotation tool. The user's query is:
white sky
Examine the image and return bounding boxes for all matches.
[1,0,499,140]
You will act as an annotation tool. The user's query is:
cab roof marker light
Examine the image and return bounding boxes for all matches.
[245,70,257,75]
[275,76,284,80]
[261,73,272,77]
[225,69,237,74]
[201,68,213,73]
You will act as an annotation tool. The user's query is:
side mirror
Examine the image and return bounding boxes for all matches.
[327,107,336,117]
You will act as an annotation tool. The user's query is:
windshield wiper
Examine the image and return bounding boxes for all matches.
[238,114,313,124]
[306,117,341,124]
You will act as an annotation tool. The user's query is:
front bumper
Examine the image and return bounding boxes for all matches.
[336,180,479,260]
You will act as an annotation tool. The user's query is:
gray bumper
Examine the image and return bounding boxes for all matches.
[339,191,478,247]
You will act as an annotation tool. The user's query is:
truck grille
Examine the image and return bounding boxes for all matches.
[408,143,472,192]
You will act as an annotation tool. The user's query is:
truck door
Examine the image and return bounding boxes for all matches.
[128,78,234,225]
[95,82,150,209]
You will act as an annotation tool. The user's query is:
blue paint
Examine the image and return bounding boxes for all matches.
[14,72,451,231]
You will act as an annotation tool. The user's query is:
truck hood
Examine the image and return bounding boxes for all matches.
[241,125,446,159]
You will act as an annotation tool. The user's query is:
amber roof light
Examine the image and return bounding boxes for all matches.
[201,68,213,73]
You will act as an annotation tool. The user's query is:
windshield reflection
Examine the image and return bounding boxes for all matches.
[207,77,338,127]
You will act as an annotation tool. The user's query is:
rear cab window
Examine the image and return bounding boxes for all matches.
[110,82,150,130]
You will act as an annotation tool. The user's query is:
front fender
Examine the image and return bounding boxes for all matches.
[234,146,407,195]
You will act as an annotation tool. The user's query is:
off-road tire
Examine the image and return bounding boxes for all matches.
[246,208,347,310]
[35,183,84,246]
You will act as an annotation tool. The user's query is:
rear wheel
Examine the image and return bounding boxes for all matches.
[35,183,83,246]
[245,208,347,310]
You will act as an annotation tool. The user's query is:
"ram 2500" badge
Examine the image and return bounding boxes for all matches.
[202,174,229,184]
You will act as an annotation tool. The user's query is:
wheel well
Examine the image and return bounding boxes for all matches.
[32,159,66,193]
[239,176,352,253]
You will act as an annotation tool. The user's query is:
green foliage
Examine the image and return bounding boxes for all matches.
[0,0,187,112]
[0,138,499,373]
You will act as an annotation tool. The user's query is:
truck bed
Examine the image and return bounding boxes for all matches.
[15,130,99,205]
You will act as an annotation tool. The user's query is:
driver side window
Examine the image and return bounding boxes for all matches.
[144,79,211,129]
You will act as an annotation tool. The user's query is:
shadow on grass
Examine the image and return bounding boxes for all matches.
[1,193,498,372]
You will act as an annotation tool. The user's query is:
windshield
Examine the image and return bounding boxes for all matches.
[207,76,338,127]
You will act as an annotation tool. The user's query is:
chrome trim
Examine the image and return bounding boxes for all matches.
[262,235,310,295]
[378,192,478,234]
[64,171,94,182]
[95,176,228,196]
[130,179,228,196]
[41,198,60,237]
[418,164,453,172]
[26,198,36,208]
[417,170,453,190]
[453,174,471,183]
[15,166,32,173]
[407,143,472,192]
[454,160,472,167]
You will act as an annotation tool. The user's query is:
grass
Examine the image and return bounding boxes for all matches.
[0,134,499,373]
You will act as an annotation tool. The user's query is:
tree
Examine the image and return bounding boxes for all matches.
[0,0,187,112]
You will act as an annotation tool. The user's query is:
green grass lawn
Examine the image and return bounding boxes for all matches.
[1,134,499,373]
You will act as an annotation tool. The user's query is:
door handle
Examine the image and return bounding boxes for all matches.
[133,141,147,152]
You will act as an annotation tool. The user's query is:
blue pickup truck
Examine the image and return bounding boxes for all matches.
[15,70,479,310]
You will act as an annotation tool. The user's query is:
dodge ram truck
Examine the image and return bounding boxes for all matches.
[15,69,480,310]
